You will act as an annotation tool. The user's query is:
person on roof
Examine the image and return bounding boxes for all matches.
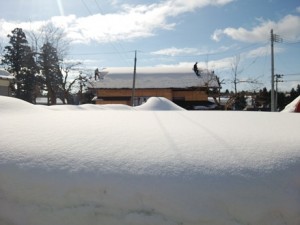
[193,62,200,77]
[94,68,100,80]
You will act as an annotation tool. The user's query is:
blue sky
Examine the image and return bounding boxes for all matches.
[0,0,300,91]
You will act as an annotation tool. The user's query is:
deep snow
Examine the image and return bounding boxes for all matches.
[0,96,300,225]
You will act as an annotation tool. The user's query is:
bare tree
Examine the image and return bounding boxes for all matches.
[224,55,261,110]
[60,62,83,104]
[40,24,69,60]
[231,55,243,94]
[27,23,69,59]
[231,55,261,94]
[77,72,90,104]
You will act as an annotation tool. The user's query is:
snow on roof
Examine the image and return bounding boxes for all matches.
[89,67,220,89]
[0,69,14,80]
[281,95,300,113]
[1,96,300,225]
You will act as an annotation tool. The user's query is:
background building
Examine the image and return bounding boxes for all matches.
[88,67,221,109]
[0,69,14,96]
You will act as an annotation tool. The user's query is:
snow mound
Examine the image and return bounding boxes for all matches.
[45,103,133,111]
[0,96,300,225]
[135,97,185,111]
[0,96,184,112]
[0,96,40,112]
[281,95,300,112]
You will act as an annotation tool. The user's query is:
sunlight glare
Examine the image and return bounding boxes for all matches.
[56,0,65,16]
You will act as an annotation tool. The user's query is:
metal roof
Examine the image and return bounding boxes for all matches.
[88,67,220,89]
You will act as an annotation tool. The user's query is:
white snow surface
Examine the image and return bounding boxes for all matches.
[281,95,300,113]
[0,96,300,225]
[135,97,185,111]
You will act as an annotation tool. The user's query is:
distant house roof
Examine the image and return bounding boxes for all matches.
[88,67,220,89]
[0,69,14,80]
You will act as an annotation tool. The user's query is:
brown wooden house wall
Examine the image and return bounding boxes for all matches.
[172,90,207,101]
[95,88,208,105]
[97,89,173,99]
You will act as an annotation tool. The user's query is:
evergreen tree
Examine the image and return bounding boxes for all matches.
[234,92,247,110]
[290,88,298,101]
[38,42,63,105]
[256,87,270,108]
[296,84,300,96]
[1,28,38,102]
[276,92,286,111]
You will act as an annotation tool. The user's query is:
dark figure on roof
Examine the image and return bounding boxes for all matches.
[94,68,100,80]
[193,62,200,77]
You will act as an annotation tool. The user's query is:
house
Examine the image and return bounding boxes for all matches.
[35,97,64,105]
[0,69,14,96]
[88,67,221,109]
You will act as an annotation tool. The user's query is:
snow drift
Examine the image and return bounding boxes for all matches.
[0,96,300,225]
[135,97,185,110]
[281,95,300,113]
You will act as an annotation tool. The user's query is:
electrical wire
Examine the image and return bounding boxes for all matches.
[79,0,134,67]
[81,0,92,15]
[285,73,300,76]
[283,80,300,82]
[275,34,300,45]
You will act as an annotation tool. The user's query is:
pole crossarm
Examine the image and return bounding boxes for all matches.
[273,34,283,43]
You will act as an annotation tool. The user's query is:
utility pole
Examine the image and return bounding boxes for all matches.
[271,29,275,111]
[131,50,137,106]
[270,29,282,112]
[275,74,283,111]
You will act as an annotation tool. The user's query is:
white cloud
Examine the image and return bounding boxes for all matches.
[244,46,269,58]
[0,0,234,44]
[212,14,300,43]
[244,45,284,59]
[199,57,233,70]
[211,29,223,42]
[0,19,47,39]
[151,45,237,57]
[155,56,233,71]
[151,47,198,56]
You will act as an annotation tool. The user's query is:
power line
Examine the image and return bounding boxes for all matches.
[285,73,300,76]
[133,42,266,64]
[94,0,105,14]
[277,35,300,45]
[94,0,133,66]
[283,80,300,82]
[79,0,133,67]
[81,0,92,15]
[69,51,134,56]
[282,40,300,45]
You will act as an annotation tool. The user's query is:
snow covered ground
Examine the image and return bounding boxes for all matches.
[0,96,300,225]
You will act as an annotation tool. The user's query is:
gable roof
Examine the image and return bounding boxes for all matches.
[88,67,220,89]
[0,69,14,80]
